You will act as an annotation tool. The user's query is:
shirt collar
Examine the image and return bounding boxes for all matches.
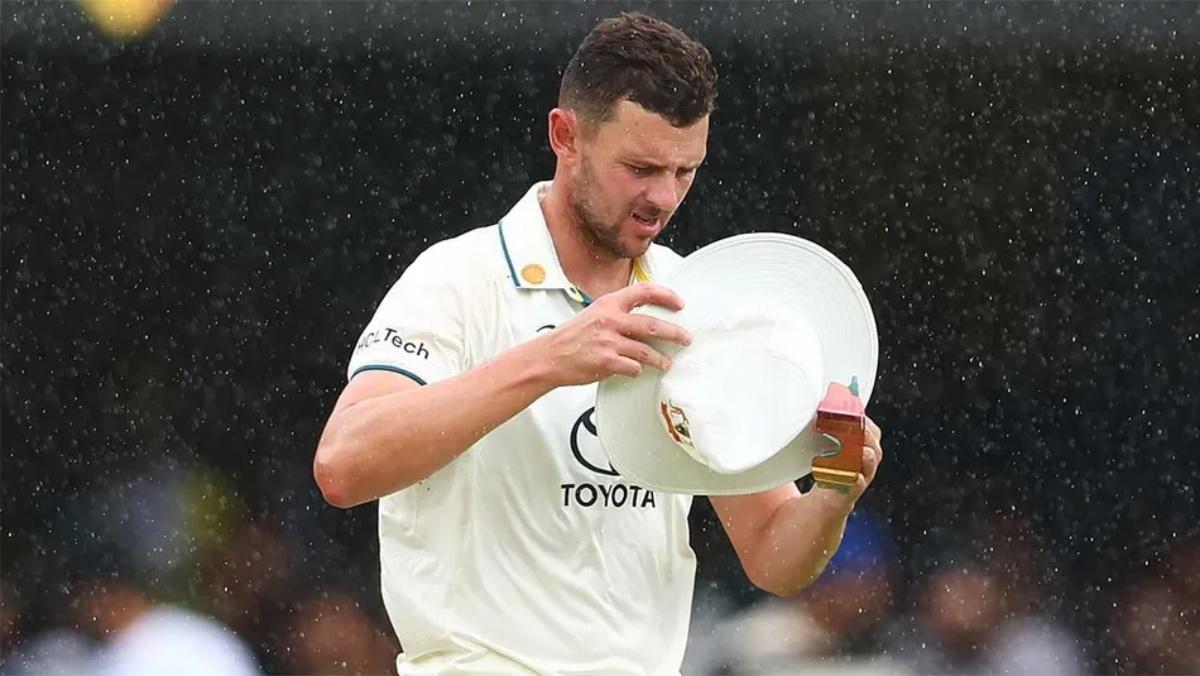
[497,182,656,295]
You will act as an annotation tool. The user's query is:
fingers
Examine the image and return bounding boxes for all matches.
[615,336,673,372]
[619,314,692,346]
[865,416,882,442]
[861,444,880,482]
[606,355,644,379]
[863,417,884,479]
[617,283,686,312]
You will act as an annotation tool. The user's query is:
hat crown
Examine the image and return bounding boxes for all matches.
[656,300,824,474]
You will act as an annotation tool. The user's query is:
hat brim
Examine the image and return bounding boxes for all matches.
[595,233,879,496]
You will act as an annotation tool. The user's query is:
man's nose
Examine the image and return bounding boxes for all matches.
[645,174,679,212]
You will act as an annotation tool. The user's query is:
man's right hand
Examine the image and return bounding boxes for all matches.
[539,283,693,387]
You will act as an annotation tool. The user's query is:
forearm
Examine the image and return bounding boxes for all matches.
[315,339,555,507]
[750,488,852,596]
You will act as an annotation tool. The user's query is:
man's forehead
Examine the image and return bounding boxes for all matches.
[603,100,708,163]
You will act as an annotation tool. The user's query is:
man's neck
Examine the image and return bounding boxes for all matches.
[540,180,634,300]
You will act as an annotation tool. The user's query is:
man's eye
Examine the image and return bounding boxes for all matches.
[628,165,653,176]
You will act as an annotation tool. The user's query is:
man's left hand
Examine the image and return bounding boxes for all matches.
[814,416,884,513]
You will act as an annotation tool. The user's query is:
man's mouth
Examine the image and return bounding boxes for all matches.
[631,212,662,229]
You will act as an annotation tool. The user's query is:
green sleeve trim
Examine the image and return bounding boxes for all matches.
[349,364,428,386]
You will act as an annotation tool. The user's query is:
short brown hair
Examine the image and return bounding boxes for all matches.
[559,12,717,128]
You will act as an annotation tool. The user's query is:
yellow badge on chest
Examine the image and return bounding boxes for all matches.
[521,264,546,285]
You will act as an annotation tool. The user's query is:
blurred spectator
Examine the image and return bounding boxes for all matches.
[0,582,14,649]
[1110,534,1200,673]
[885,527,1085,676]
[3,461,260,676]
[0,578,95,676]
[0,629,96,676]
[73,573,261,676]
[1167,534,1200,610]
[281,591,397,675]
[2,541,260,676]
[699,510,904,675]
[203,522,296,671]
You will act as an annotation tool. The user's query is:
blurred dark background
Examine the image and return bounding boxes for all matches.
[3,2,1198,674]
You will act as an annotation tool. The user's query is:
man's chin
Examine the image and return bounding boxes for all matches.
[624,246,652,261]
[590,229,650,260]
[622,238,654,260]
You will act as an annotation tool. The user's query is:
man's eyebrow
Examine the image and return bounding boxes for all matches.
[621,155,658,166]
[623,157,704,171]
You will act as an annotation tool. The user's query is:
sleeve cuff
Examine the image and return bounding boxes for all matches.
[349,364,428,386]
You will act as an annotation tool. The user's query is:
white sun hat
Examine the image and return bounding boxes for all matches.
[595,232,879,496]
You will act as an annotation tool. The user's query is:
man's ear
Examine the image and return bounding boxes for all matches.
[548,107,582,164]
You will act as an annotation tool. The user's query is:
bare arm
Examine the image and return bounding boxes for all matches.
[313,283,691,509]
[710,418,884,596]
[313,340,555,508]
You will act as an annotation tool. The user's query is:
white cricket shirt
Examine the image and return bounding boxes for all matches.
[346,182,696,674]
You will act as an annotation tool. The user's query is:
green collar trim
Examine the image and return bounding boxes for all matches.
[565,284,593,307]
[497,220,520,288]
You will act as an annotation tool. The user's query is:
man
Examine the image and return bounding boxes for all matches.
[314,12,884,673]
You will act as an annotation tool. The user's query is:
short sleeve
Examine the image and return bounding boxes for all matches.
[346,242,469,385]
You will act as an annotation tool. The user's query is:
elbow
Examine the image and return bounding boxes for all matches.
[755,578,810,599]
[747,563,819,599]
[313,445,359,509]
[752,577,800,599]
[762,580,809,599]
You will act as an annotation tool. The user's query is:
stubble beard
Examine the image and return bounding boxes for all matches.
[571,161,651,261]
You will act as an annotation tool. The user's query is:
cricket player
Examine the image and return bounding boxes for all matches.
[314,12,884,674]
